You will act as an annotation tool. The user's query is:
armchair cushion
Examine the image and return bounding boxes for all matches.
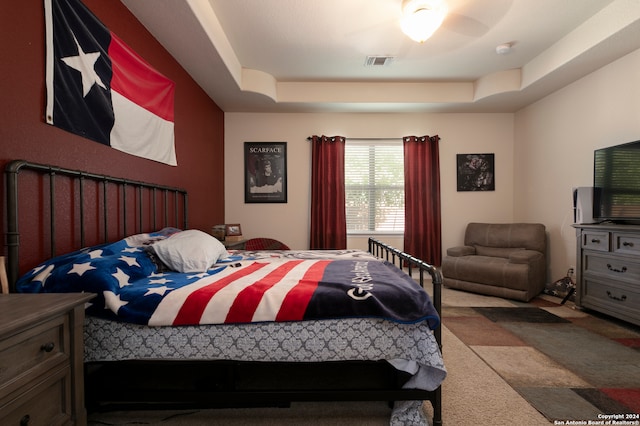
[509,249,544,264]
[474,246,524,259]
[446,245,476,257]
[441,223,547,301]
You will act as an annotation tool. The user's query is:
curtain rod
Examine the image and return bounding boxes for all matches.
[306,136,439,141]
[306,137,403,141]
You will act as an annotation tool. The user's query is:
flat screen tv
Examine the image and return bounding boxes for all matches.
[593,140,640,224]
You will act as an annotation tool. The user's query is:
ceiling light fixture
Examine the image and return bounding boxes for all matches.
[400,0,448,43]
[496,43,513,55]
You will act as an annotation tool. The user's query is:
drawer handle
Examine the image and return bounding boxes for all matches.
[20,414,30,426]
[606,264,627,273]
[622,241,635,247]
[41,342,55,353]
[606,291,627,302]
[591,238,600,243]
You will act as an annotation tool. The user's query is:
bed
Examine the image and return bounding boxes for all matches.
[4,159,445,426]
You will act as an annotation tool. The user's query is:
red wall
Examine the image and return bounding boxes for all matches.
[0,2,225,260]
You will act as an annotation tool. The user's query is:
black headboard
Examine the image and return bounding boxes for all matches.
[4,160,188,291]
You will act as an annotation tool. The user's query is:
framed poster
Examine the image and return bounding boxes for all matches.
[456,153,495,191]
[244,142,287,203]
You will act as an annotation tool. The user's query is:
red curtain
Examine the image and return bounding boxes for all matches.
[310,135,347,249]
[403,135,442,266]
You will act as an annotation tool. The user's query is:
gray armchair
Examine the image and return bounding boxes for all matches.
[441,223,547,301]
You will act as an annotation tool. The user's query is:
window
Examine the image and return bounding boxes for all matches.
[345,140,404,233]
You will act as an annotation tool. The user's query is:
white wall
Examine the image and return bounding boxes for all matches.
[224,112,515,254]
[514,47,640,282]
[224,46,640,288]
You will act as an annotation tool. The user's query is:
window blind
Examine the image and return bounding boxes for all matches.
[345,140,404,233]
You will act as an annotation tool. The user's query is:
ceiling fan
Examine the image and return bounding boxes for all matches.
[344,0,512,57]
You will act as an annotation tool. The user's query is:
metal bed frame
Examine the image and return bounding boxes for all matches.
[4,159,187,291]
[368,237,443,425]
[4,159,443,426]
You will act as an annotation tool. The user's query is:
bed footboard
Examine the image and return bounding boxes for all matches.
[368,237,443,425]
[367,238,442,345]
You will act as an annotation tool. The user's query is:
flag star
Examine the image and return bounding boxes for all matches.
[32,264,46,275]
[149,278,171,285]
[149,272,166,278]
[34,264,55,286]
[188,272,209,279]
[69,262,95,276]
[119,256,140,267]
[112,267,131,288]
[144,286,172,296]
[60,32,106,96]
[103,291,128,313]
[123,247,139,253]
[88,249,103,259]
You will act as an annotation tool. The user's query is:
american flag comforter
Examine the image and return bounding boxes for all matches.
[16,229,439,329]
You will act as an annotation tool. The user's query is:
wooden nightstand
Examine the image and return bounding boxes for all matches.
[223,239,247,250]
[0,293,94,425]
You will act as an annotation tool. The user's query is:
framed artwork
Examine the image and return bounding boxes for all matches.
[244,142,287,203]
[225,224,242,236]
[456,153,495,191]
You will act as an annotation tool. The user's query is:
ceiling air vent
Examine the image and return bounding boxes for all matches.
[365,56,394,67]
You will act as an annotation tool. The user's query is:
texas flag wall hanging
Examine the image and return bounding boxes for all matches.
[44,0,177,166]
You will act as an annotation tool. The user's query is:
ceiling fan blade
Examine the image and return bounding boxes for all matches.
[442,12,489,37]
[441,0,513,38]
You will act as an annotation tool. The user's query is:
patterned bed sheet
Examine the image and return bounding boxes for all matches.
[84,315,446,391]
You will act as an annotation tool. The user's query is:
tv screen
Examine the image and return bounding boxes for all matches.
[593,140,640,223]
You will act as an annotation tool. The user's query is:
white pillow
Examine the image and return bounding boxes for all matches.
[150,229,228,273]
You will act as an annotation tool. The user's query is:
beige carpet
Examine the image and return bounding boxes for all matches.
[428,322,550,425]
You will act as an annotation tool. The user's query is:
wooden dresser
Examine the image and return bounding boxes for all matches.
[0,293,94,426]
[574,224,640,326]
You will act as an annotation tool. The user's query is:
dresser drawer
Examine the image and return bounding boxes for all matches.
[583,252,640,283]
[613,232,640,255]
[582,277,640,324]
[0,365,71,426]
[0,294,92,426]
[575,225,640,327]
[0,316,69,399]
[581,231,610,251]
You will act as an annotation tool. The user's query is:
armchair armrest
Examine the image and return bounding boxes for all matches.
[509,250,543,264]
[446,245,476,257]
